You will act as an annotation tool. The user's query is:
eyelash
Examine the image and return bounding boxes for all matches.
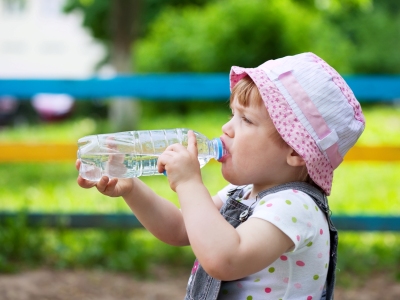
[242,116,252,124]
[229,113,252,124]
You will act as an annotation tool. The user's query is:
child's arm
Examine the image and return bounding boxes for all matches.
[180,187,293,280]
[157,131,294,281]
[76,160,189,246]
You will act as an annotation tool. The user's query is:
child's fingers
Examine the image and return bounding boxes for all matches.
[95,176,110,193]
[157,161,166,174]
[187,130,198,157]
[157,151,171,174]
[75,159,81,171]
[77,175,97,189]
[108,178,119,189]
[102,177,118,194]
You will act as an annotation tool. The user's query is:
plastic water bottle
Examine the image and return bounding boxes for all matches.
[77,128,226,181]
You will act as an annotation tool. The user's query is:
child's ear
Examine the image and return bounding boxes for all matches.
[286,149,306,167]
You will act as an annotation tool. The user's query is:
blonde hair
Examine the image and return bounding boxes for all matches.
[230,75,263,108]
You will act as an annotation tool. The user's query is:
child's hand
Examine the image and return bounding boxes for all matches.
[157,130,202,191]
[76,159,134,198]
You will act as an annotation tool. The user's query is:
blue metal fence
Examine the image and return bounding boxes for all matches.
[1,74,400,101]
[1,212,399,231]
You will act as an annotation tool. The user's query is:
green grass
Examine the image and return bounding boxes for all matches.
[0,162,226,213]
[357,104,400,146]
[330,162,400,214]
[0,102,399,283]
[0,161,399,215]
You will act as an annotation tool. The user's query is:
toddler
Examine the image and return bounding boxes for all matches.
[77,52,365,300]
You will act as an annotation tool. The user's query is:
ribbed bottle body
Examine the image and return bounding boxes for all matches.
[77,128,223,181]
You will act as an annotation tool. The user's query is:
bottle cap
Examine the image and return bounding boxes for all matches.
[214,138,225,161]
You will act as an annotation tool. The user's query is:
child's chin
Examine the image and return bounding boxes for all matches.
[221,166,234,183]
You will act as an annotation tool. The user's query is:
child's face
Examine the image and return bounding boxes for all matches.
[220,97,293,193]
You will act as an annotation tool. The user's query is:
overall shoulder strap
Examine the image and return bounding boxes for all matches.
[257,182,330,214]
[256,182,337,300]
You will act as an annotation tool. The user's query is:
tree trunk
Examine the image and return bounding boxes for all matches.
[108,0,141,132]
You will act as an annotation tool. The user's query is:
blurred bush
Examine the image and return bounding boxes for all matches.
[134,0,400,75]
[134,0,353,73]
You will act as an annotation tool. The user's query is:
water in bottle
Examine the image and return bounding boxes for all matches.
[77,128,226,181]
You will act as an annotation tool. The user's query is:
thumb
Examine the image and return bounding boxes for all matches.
[75,159,81,171]
[187,130,198,157]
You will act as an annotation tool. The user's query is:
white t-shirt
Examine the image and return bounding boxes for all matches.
[217,184,329,300]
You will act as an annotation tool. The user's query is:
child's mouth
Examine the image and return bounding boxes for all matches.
[218,154,228,163]
[217,138,228,162]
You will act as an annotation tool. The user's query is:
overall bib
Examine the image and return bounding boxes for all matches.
[184,182,338,300]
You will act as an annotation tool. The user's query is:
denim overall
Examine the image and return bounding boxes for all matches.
[184,182,338,300]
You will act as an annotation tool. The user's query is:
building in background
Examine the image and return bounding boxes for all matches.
[0,0,108,123]
[0,0,106,78]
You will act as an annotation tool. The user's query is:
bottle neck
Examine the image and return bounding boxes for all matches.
[211,138,226,161]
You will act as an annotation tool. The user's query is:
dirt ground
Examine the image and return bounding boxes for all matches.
[0,268,399,300]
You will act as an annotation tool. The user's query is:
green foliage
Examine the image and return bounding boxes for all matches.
[134,0,400,75]
[134,0,354,73]
[311,0,372,12]
[63,0,212,44]
[326,1,400,74]
[64,0,399,75]
[337,232,400,285]
[0,217,195,275]
[63,0,110,42]
[0,213,48,273]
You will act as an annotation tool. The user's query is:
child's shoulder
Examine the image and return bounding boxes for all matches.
[255,188,321,219]
[253,188,328,250]
[262,188,314,201]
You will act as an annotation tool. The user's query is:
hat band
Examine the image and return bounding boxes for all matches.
[278,70,343,169]
[259,59,343,169]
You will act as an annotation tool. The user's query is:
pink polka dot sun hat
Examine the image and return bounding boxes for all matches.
[229,52,365,195]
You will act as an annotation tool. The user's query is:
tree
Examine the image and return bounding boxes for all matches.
[64,0,140,130]
[63,0,212,71]
[63,0,211,130]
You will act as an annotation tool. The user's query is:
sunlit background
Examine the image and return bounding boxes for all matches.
[0,0,399,299]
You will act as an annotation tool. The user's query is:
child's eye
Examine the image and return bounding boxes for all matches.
[242,116,253,124]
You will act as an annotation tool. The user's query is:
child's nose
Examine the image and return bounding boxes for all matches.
[222,119,234,137]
